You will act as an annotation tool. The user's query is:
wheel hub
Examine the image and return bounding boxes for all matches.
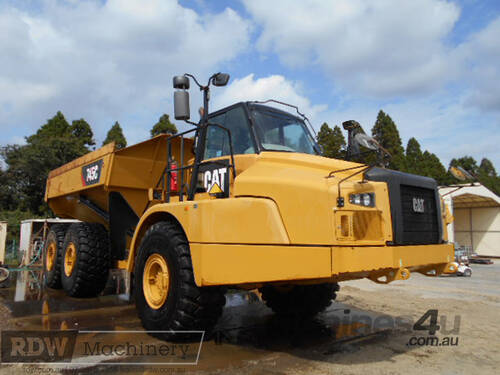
[46,242,57,271]
[64,243,77,277]
[143,253,170,310]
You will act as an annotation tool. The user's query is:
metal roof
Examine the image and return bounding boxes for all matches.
[439,183,500,208]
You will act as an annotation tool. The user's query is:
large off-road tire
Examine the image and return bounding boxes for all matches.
[61,222,110,297]
[134,221,226,341]
[259,282,339,316]
[43,224,67,289]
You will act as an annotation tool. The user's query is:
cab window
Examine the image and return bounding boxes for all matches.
[204,106,255,159]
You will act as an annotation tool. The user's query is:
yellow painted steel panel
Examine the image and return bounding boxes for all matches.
[46,153,113,200]
[133,198,289,243]
[46,135,195,221]
[331,244,454,274]
[234,152,393,245]
[125,197,290,272]
[185,198,290,244]
[188,243,453,286]
[190,243,332,286]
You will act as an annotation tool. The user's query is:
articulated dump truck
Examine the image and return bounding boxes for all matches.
[44,73,456,339]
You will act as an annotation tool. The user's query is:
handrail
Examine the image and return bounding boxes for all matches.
[154,122,237,203]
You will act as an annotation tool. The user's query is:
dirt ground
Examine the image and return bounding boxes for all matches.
[0,263,498,374]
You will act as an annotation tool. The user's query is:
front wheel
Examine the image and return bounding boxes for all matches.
[134,221,225,340]
[259,283,339,316]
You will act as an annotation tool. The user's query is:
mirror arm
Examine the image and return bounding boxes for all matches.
[184,73,203,89]
[208,73,219,86]
[184,120,199,127]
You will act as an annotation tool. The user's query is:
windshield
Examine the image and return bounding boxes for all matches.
[251,107,318,155]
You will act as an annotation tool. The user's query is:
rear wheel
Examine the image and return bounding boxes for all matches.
[259,283,339,316]
[43,224,67,289]
[134,221,225,340]
[61,222,110,297]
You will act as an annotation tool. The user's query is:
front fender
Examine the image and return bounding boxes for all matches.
[125,197,290,273]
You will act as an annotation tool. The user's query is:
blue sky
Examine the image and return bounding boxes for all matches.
[0,0,499,169]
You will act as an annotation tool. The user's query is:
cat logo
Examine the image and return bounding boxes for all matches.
[204,168,227,197]
[412,197,425,213]
[199,160,230,198]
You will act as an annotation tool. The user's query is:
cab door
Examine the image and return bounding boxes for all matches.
[198,105,256,198]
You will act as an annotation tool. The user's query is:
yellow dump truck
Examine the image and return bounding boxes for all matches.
[44,73,455,338]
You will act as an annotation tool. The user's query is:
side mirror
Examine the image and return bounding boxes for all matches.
[174,91,190,120]
[449,166,474,181]
[173,75,190,90]
[213,73,230,87]
[342,120,361,131]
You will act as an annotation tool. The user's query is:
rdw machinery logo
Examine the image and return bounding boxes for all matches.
[1,331,77,363]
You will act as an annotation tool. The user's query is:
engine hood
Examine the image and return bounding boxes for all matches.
[233,152,389,245]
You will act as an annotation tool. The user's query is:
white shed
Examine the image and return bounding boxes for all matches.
[440,183,500,257]
[19,218,79,266]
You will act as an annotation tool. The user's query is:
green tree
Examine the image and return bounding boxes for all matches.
[150,114,177,137]
[478,158,500,196]
[71,119,95,152]
[0,168,16,211]
[405,137,423,175]
[1,111,94,214]
[316,123,346,159]
[479,158,497,177]
[371,110,406,170]
[420,151,451,185]
[26,111,70,142]
[103,121,127,149]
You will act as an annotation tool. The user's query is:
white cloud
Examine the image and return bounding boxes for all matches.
[0,0,251,143]
[243,0,460,97]
[212,74,327,122]
[321,94,500,168]
[453,17,500,112]
[210,73,499,167]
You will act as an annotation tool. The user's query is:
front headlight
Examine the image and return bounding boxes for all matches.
[349,192,375,207]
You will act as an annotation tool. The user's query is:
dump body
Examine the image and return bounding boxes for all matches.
[46,135,194,226]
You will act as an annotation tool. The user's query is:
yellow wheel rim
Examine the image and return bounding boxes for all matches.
[143,254,170,310]
[46,242,57,271]
[64,243,77,277]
